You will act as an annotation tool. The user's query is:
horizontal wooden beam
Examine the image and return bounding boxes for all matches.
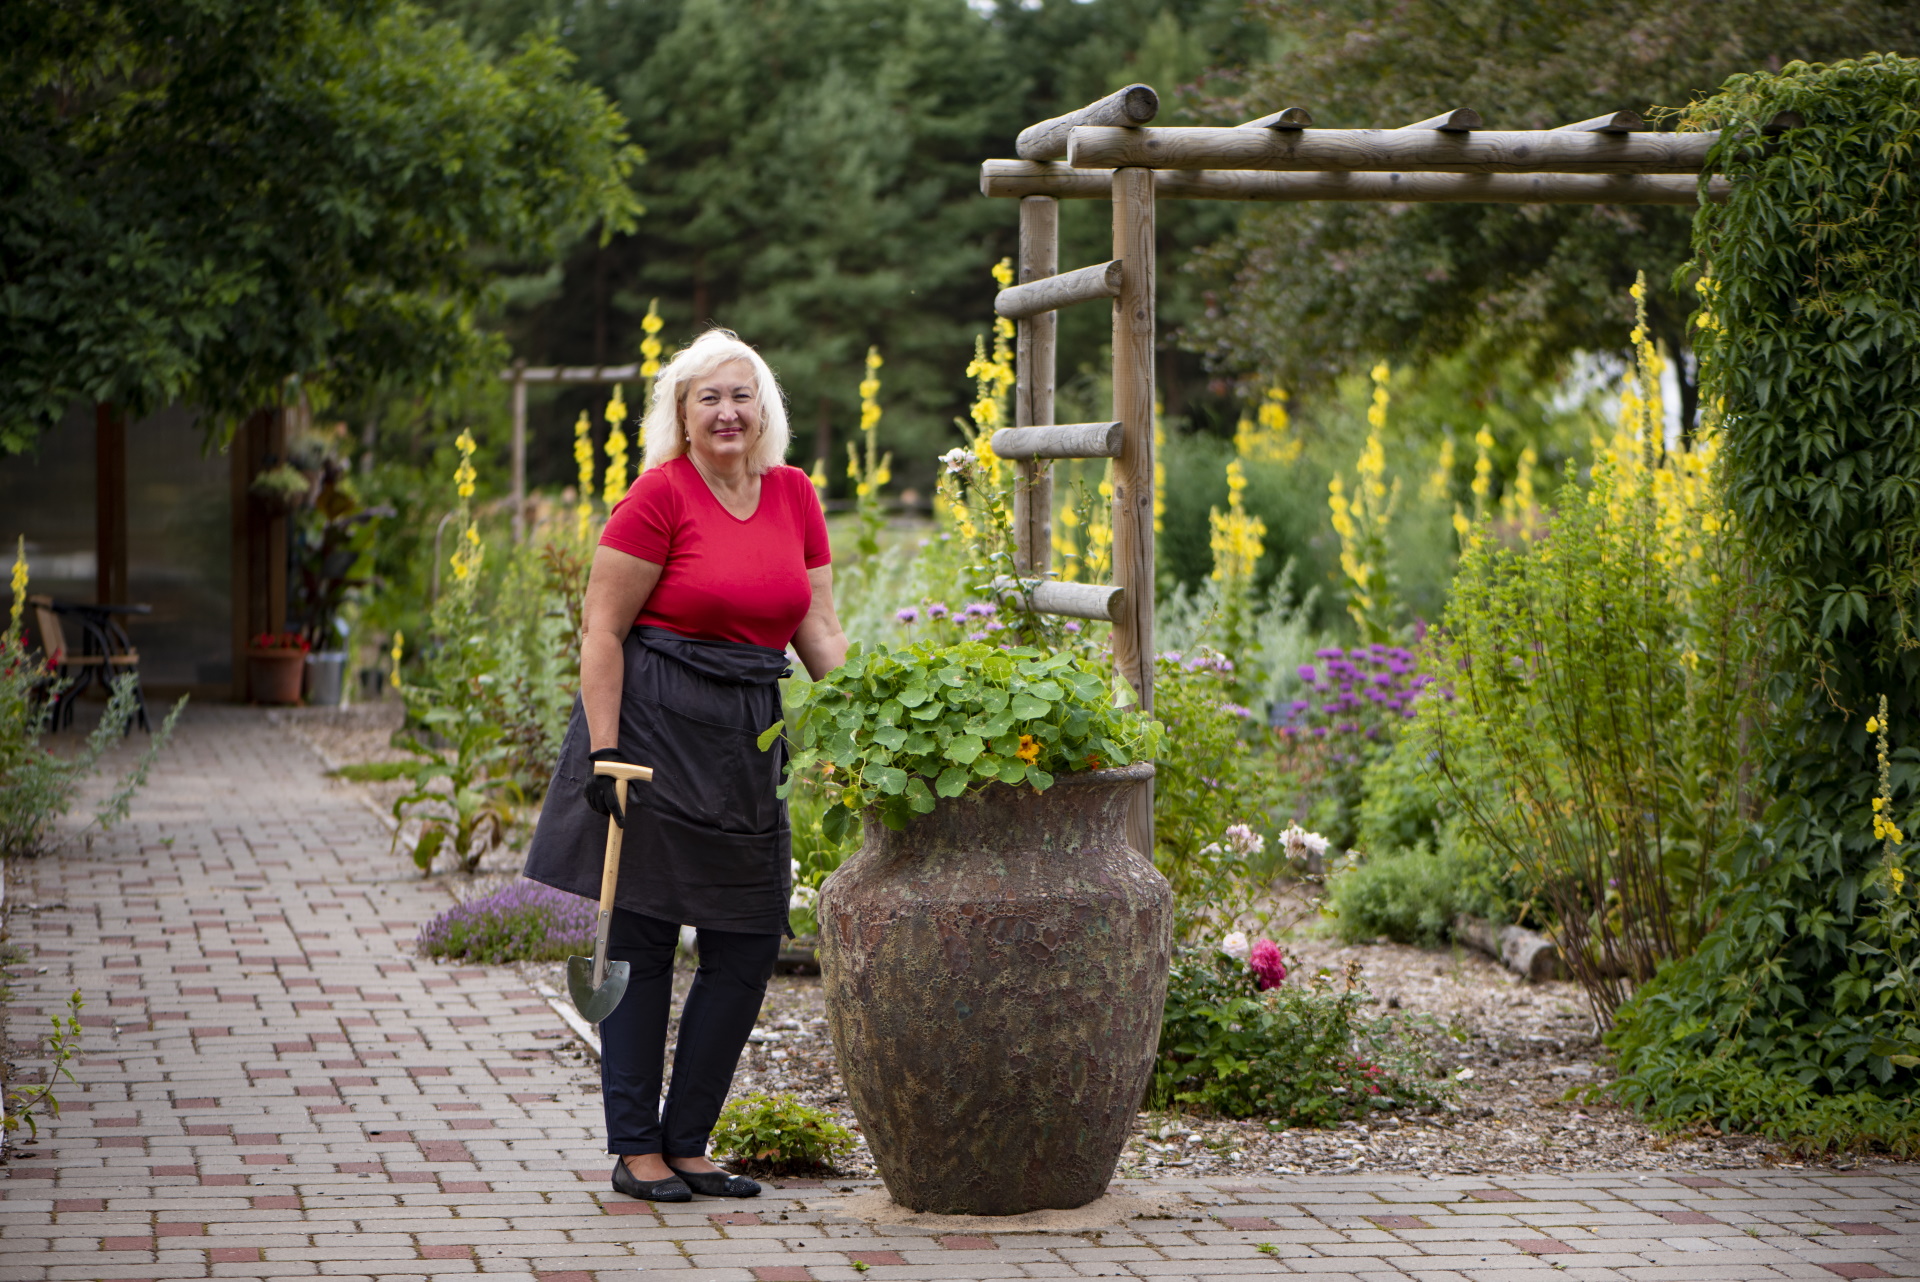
[1064,125,1715,173]
[1016,84,1158,162]
[980,160,1727,205]
[993,577,1126,623]
[1399,108,1481,132]
[498,364,641,384]
[991,422,1123,460]
[1556,110,1647,133]
[994,260,1123,319]
[1239,106,1313,130]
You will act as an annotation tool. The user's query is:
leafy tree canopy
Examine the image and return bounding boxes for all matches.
[0,0,642,454]
[432,0,1269,487]
[1185,0,1920,418]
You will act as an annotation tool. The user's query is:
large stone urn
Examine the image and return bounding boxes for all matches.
[817,762,1171,1214]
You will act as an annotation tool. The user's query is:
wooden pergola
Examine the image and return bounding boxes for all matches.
[981,85,1760,854]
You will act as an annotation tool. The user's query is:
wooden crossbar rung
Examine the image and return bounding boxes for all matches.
[1398,108,1482,132]
[979,161,1724,206]
[1016,84,1159,162]
[1239,107,1313,130]
[994,260,1123,320]
[1555,110,1647,133]
[992,577,1126,623]
[991,422,1123,460]
[1064,125,1715,174]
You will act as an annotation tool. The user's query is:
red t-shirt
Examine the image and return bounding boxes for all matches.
[600,456,831,650]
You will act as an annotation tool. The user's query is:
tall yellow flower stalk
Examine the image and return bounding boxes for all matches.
[1210,458,1267,667]
[602,384,630,506]
[1500,445,1543,542]
[573,412,597,542]
[1424,435,1455,504]
[8,537,26,640]
[389,630,404,690]
[1235,387,1301,463]
[964,258,1016,486]
[1328,362,1402,641]
[639,299,665,381]
[448,430,482,586]
[1590,272,1717,573]
[1153,402,1166,534]
[847,347,891,500]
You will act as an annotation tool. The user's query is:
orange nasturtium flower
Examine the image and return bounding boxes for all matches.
[1016,735,1040,765]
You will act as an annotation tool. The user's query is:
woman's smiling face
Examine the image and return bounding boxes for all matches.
[683,359,761,467]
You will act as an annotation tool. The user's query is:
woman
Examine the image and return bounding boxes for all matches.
[523,329,848,1202]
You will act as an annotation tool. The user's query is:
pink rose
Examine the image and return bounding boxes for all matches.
[1248,939,1286,990]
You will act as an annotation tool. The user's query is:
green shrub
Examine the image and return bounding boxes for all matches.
[1325,848,1464,948]
[710,1092,857,1172]
[1606,56,1920,1148]
[1149,948,1449,1123]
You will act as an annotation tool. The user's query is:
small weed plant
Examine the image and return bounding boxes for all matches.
[1151,948,1448,1124]
[3,990,83,1143]
[710,1092,856,1173]
[416,879,595,963]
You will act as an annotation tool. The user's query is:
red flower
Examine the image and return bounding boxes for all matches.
[1248,939,1287,990]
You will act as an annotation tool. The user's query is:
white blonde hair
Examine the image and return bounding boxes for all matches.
[640,329,790,474]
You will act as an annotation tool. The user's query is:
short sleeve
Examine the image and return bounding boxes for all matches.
[600,466,677,563]
[797,470,831,568]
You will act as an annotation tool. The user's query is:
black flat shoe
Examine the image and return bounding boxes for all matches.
[667,1163,761,1198]
[611,1158,691,1202]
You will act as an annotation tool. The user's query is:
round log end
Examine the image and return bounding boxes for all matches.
[1120,83,1159,124]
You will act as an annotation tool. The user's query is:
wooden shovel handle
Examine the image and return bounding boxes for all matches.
[593,761,654,783]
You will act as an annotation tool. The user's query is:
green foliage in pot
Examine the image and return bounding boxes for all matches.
[768,639,1162,837]
[710,1092,856,1173]
[1150,948,1449,1124]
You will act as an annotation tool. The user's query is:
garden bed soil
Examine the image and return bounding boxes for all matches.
[512,934,1900,1181]
[297,709,1898,1179]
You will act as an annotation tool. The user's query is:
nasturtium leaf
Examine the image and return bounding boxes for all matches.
[980,688,1010,714]
[990,733,1021,757]
[1025,766,1054,790]
[996,760,1028,785]
[903,732,935,754]
[876,700,904,726]
[756,720,785,752]
[1010,692,1050,719]
[935,765,969,796]
[905,776,935,812]
[1029,680,1064,701]
[821,803,852,846]
[897,686,930,708]
[909,702,941,721]
[869,765,908,795]
[983,711,1015,738]
[945,735,985,764]
[871,724,908,751]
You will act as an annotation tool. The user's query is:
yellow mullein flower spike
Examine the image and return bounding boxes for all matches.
[8,536,26,638]
[389,631,404,689]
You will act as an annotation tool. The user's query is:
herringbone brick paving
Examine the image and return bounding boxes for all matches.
[2,706,1918,1280]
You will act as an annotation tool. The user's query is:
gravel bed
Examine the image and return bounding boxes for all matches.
[307,701,1894,1177]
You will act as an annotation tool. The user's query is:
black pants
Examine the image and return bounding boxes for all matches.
[601,909,781,1157]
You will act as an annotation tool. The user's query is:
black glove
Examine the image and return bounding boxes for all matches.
[584,748,628,828]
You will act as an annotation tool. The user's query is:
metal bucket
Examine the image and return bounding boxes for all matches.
[304,650,349,707]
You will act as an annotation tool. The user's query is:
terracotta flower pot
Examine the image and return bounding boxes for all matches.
[817,762,1170,1215]
[247,649,307,705]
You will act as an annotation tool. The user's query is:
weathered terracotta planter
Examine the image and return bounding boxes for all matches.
[247,649,306,705]
[818,762,1170,1215]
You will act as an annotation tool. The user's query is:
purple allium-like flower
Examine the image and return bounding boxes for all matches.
[1064,621,1081,634]
[1311,726,1328,738]
[1249,938,1287,990]
[963,601,997,619]
[1315,647,1344,660]
[1297,664,1317,683]
[967,631,989,641]
[896,607,919,624]
[927,602,949,620]
[1221,703,1253,719]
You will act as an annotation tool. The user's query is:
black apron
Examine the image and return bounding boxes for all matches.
[522,627,794,936]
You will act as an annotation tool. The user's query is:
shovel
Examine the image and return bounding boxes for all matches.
[567,760,654,1023]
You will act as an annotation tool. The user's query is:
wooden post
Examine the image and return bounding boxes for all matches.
[1013,195,1057,576]
[94,402,127,605]
[510,362,528,543]
[1110,167,1155,856]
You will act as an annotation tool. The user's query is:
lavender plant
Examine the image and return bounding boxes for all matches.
[416,879,596,963]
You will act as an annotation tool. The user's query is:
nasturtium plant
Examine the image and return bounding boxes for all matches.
[764,640,1163,836]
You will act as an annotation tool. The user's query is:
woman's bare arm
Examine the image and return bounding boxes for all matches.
[581,546,664,753]
[791,563,849,681]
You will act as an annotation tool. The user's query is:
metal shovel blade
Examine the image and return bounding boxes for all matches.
[567,955,631,1024]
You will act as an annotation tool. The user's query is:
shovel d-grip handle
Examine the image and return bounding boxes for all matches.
[591,761,654,991]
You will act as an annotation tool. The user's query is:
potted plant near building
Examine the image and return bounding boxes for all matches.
[777,639,1168,1215]
[247,631,309,704]
[291,444,381,707]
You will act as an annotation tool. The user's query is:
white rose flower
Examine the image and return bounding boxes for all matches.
[1220,931,1250,961]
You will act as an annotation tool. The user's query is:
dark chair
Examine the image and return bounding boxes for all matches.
[28,595,150,732]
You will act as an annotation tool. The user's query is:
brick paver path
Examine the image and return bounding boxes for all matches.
[4,706,1920,1280]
